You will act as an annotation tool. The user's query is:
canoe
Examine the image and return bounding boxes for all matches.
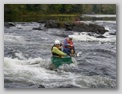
[51,56,73,68]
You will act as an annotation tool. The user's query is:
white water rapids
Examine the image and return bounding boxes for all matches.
[4,20,116,88]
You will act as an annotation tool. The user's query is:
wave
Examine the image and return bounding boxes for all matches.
[4,56,116,88]
[70,32,116,42]
[4,34,26,43]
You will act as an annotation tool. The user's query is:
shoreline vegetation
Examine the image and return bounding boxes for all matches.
[4,13,116,24]
[4,4,116,22]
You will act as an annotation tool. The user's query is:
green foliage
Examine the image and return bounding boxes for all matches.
[4,4,116,22]
[26,4,41,11]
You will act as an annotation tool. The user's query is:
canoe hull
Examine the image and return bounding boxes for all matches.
[51,56,73,68]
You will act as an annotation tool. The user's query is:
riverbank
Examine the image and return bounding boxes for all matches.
[5,13,80,22]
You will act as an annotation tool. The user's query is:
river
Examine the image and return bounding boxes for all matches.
[4,19,116,88]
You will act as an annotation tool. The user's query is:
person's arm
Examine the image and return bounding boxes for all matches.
[52,47,67,56]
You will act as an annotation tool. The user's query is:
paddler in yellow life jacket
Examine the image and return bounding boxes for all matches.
[51,40,67,58]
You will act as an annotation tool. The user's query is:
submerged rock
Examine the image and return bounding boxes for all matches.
[73,23,108,34]
[57,84,80,88]
[4,22,15,28]
[96,35,106,38]
[44,20,61,28]
[38,85,45,88]
[42,20,108,34]
[65,23,74,31]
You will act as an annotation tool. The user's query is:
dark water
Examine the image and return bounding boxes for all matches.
[4,21,116,88]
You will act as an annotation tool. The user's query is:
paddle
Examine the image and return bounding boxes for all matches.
[71,57,78,64]
[75,51,82,57]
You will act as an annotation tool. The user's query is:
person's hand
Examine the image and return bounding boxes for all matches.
[60,56,64,58]
[70,54,74,57]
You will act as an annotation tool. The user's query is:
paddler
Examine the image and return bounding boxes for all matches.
[51,40,67,58]
[63,35,75,56]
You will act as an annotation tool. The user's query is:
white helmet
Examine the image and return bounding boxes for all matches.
[54,40,60,44]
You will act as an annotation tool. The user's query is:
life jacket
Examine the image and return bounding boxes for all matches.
[64,39,74,49]
[51,45,62,57]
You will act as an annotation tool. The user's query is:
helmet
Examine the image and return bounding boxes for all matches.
[54,40,60,44]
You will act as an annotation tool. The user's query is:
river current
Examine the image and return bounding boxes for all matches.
[4,20,116,88]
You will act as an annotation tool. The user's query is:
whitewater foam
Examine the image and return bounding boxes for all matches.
[69,32,116,42]
[4,34,26,43]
